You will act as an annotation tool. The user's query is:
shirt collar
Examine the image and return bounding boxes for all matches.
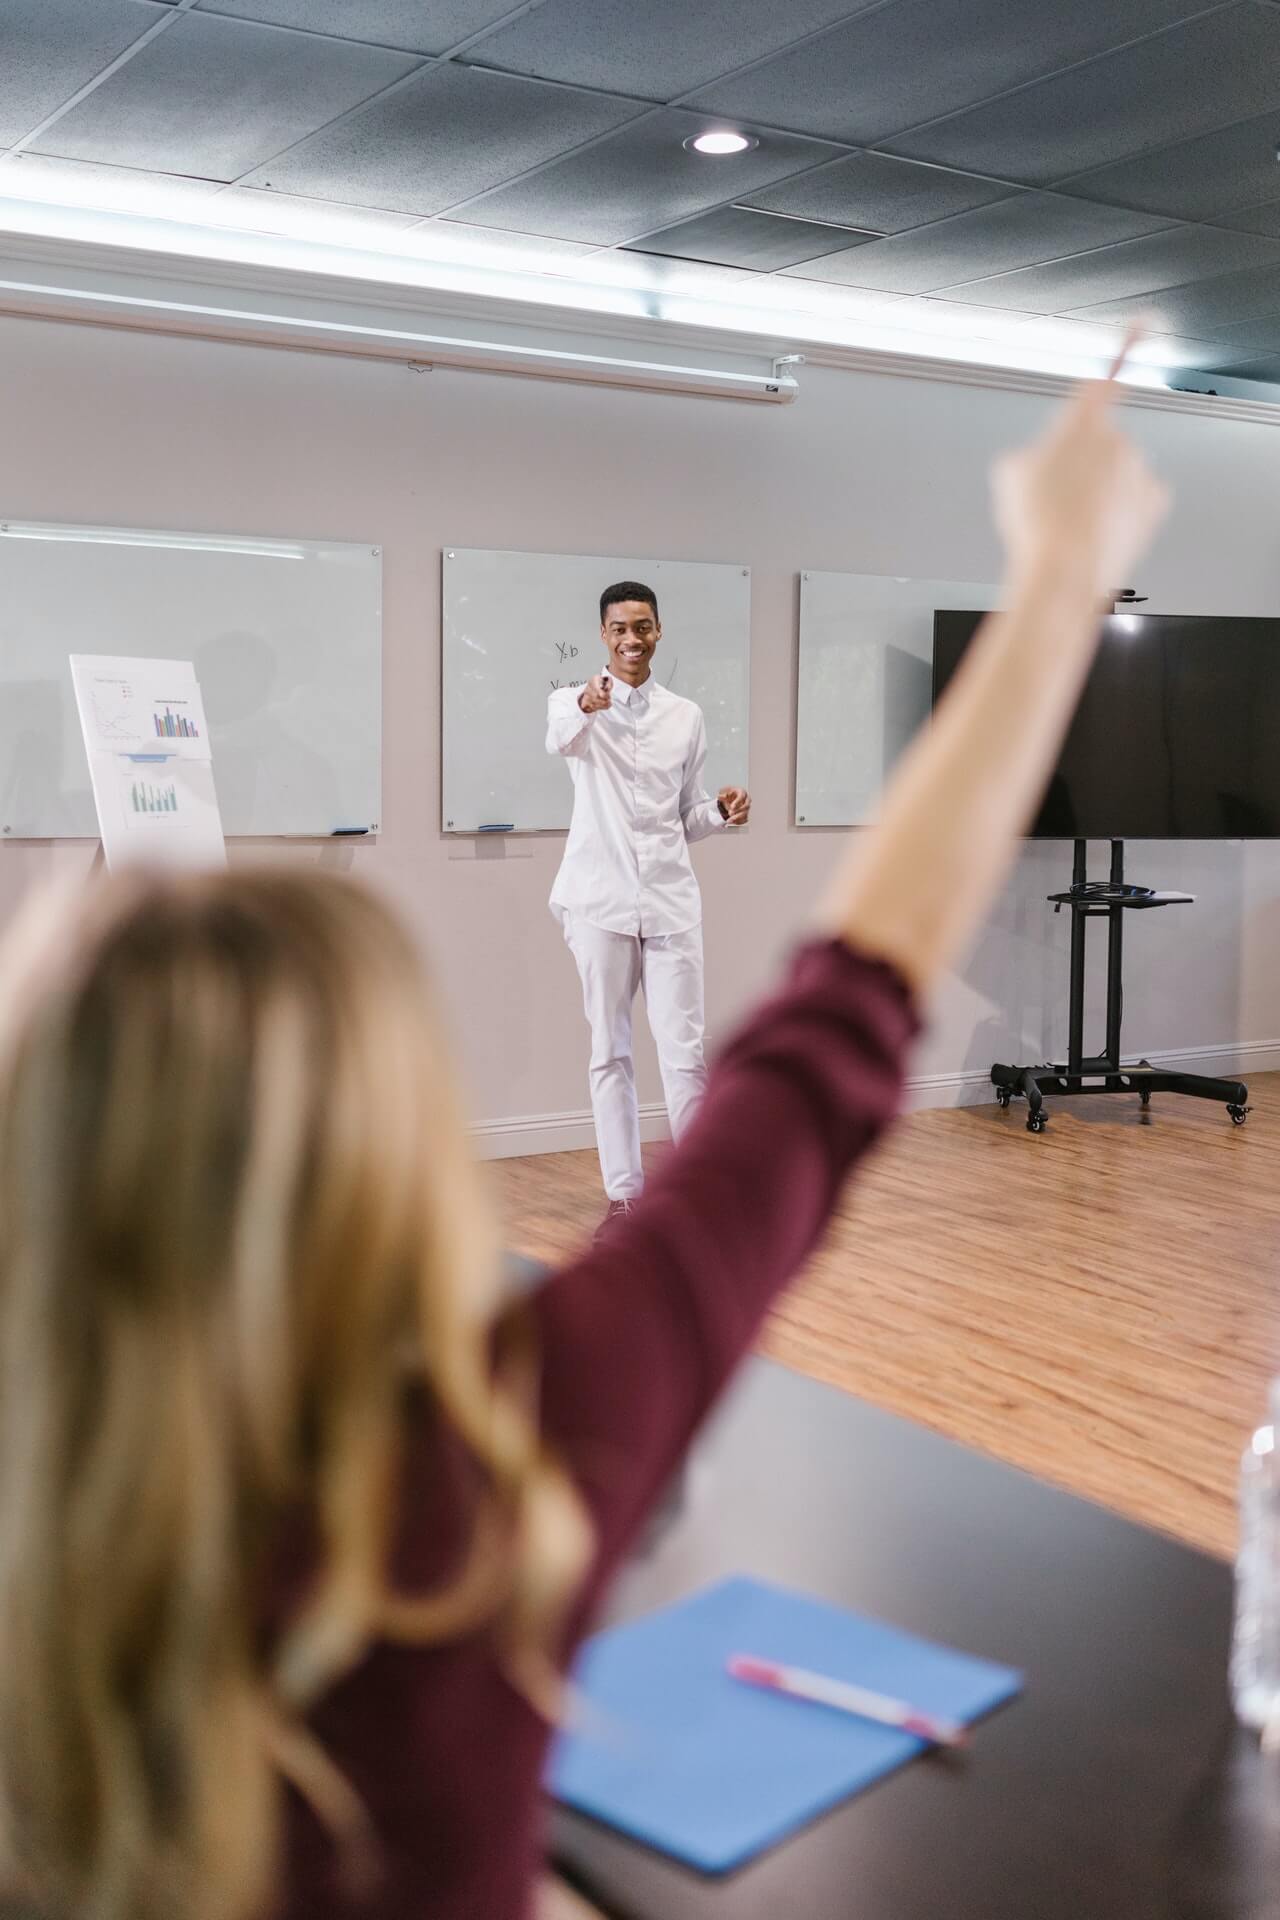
[613,674,655,706]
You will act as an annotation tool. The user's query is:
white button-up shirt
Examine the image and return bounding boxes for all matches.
[546,676,727,936]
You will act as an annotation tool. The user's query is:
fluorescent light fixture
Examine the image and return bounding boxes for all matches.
[0,521,306,559]
[686,130,756,155]
[0,152,224,225]
[0,180,1190,391]
[1114,613,1142,633]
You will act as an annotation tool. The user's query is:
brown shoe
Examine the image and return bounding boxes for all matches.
[593,1198,637,1244]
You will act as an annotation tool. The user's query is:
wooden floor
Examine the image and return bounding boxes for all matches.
[489,1073,1280,1563]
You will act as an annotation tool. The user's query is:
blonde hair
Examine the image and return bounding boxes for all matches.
[0,868,590,1920]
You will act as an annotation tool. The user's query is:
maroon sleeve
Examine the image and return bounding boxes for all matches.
[531,937,919,1596]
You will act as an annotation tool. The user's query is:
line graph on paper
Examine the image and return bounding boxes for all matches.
[90,679,141,744]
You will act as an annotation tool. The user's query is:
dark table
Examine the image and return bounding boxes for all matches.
[552,1359,1279,1920]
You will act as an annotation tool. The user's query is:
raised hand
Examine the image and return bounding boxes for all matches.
[817,343,1170,996]
[578,674,613,714]
[991,342,1169,604]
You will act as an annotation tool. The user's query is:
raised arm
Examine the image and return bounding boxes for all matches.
[545,688,593,759]
[535,367,1169,1585]
[546,675,612,758]
[816,370,1168,995]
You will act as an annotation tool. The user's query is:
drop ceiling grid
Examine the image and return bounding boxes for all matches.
[0,0,1280,374]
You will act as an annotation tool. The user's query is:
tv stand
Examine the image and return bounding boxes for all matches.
[991,839,1250,1134]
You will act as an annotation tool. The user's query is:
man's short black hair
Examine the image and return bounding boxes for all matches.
[600,580,659,626]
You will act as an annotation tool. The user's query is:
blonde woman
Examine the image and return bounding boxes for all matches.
[0,371,1165,1920]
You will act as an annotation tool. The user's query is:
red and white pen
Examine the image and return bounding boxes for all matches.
[727,1654,968,1749]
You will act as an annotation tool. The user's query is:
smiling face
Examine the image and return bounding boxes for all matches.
[601,599,660,686]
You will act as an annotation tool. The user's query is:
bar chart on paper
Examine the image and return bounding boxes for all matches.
[129,775,179,815]
[82,669,207,756]
[70,656,226,869]
[105,751,224,865]
[153,706,200,741]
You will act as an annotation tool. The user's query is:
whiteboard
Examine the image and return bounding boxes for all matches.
[795,569,1001,827]
[0,520,381,838]
[442,549,750,832]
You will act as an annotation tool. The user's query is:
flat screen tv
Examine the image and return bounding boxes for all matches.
[931,611,1280,839]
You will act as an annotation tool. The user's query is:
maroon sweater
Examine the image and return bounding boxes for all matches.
[271,939,917,1919]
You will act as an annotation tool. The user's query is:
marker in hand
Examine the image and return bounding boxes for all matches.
[579,669,613,714]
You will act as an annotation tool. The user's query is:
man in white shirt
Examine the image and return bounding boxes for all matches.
[546,580,749,1234]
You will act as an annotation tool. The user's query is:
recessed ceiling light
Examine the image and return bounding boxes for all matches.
[686,130,757,156]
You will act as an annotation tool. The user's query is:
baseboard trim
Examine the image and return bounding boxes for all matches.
[902,1038,1280,1111]
[472,1102,670,1161]
[472,1041,1280,1152]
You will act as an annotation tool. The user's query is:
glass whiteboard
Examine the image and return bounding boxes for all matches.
[0,520,381,838]
[795,569,1001,827]
[442,548,751,833]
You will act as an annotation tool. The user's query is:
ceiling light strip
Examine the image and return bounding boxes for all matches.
[0,274,798,402]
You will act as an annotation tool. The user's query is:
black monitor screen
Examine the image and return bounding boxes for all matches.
[931,611,1280,839]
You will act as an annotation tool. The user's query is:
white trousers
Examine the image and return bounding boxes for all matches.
[561,914,708,1200]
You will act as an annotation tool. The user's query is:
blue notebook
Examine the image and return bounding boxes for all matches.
[548,1574,1022,1873]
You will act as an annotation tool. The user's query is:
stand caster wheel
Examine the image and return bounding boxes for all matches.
[1027,1112,1047,1134]
[995,1087,1012,1109]
[1228,1103,1250,1126]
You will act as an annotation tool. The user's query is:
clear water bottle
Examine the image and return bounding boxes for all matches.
[1230,1377,1280,1731]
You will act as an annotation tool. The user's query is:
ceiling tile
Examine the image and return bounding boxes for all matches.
[0,149,227,215]
[938,225,1280,313]
[1195,351,1280,381]
[243,65,645,214]
[626,204,874,270]
[0,0,164,148]
[712,276,914,325]
[462,0,880,100]
[880,5,1280,186]
[1058,111,1280,223]
[206,185,422,240]
[398,218,602,272]
[778,192,1175,295]
[877,295,1038,340]
[1135,333,1280,372]
[1066,260,1280,333]
[1173,312,1280,354]
[453,109,844,244]
[30,10,419,180]
[567,250,780,298]
[1213,198,1280,239]
[191,0,520,53]
[1001,312,1276,372]
[684,0,1213,147]
[743,151,1014,234]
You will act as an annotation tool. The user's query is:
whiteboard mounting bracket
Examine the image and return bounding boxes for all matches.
[770,354,805,395]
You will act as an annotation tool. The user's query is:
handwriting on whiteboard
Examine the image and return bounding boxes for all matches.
[549,657,677,693]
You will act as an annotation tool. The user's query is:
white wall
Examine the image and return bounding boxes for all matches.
[3,310,1279,1149]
